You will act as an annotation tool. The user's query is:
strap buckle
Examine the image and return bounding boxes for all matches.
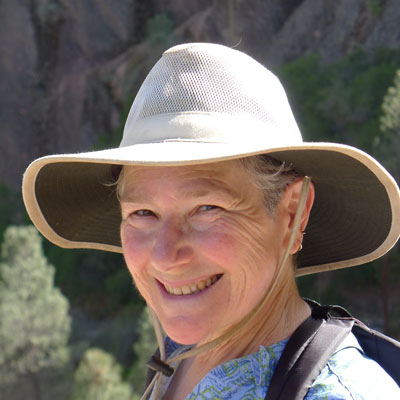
[146,356,174,377]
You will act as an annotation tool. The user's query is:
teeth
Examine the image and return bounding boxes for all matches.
[172,287,182,295]
[182,285,191,295]
[190,283,198,293]
[164,274,221,296]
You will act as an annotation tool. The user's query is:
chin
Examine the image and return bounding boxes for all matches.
[162,319,210,345]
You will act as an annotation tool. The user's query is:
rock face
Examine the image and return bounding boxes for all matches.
[1,0,399,189]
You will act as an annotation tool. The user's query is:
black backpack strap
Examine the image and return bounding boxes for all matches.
[352,320,400,384]
[265,307,354,400]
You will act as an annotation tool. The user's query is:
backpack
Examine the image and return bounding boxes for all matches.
[145,299,400,399]
[265,299,400,399]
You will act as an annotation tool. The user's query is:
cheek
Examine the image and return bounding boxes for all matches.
[197,226,237,264]
[207,214,276,264]
[120,226,153,292]
[198,217,280,327]
[218,216,279,284]
[121,222,152,258]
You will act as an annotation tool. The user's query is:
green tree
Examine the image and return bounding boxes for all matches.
[145,13,175,46]
[381,69,400,133]
[379,68,400,180]
[0,226,71,400]
[278,50,400,155]
[71,348,133,400]
[0,182,26,241]
[130,308,158,396]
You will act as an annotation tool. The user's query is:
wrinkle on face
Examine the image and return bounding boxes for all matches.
[120,165,243,210]
[119,160,289,344]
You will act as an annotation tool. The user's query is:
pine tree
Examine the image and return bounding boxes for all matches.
[71,348,133,400]
[131,308,158,396]
[379,69,400,180]
[381,69,400,135]
[0,226,71,400]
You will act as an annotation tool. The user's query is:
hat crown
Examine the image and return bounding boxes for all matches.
[121,43,302,147]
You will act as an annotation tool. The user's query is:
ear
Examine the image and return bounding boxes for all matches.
[281,178,315,254]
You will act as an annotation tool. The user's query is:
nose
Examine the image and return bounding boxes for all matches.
[151,218,194,271]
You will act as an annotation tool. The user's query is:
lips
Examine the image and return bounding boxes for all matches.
[163,274,222,296]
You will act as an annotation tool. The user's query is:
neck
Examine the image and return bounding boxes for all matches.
[198,269,309,367]
[165,267,310,400]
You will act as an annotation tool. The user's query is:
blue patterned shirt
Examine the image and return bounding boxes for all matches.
[155,333,399,399]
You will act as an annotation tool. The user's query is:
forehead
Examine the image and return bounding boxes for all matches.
[119,160,252,200]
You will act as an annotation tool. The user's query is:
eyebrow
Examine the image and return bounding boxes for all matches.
[181,187,236,200]
[119,182,237,204]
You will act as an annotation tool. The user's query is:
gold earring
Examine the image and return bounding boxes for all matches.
[298,243,303,252]
[297,230,305,252]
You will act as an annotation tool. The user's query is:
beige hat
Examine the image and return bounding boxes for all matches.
[22,43,400,276]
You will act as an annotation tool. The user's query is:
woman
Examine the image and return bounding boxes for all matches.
[23,43,400,399]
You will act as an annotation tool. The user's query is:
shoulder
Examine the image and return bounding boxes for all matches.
[305,332,399,399]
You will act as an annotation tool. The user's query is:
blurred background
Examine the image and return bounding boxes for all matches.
[0,0,399,399]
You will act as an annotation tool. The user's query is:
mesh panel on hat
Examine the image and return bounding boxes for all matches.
[129,44,284,126]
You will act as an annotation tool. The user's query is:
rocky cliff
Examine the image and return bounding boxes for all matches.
[1,0,399,189]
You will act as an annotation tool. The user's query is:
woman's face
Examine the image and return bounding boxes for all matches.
[120,161,292,345]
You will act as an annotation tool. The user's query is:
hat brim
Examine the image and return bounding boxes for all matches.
[22,141,400,276]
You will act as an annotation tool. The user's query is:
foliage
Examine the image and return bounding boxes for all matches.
[0,184,18,241]
[71,348,133,400]
[368,0,383,17]
[129,308,158,396]
[145,13,175,46]
[0,226,71,393]
[44,244,137,317]
[278,49,400,159]
[0,183,26,242]
[381,69,400,133]
[378,69,400,179]
[36,0,64,26]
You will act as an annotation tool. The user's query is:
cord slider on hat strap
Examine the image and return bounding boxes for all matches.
[146,356,175,376]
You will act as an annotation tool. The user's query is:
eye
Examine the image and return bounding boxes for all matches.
[134,209,156,217]
[197,205,221,213]
[122,208,158,227]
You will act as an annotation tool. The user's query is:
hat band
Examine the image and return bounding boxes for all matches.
[120,112,304,147]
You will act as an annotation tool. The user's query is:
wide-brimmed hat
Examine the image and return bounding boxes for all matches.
[22,43,400,276]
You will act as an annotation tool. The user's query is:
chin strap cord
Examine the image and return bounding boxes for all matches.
[142,177,311,400]
[141,307,166,400]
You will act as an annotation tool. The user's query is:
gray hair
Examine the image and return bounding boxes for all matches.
[239,155,300,215]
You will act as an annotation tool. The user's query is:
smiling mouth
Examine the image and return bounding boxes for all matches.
[163,274,222,296]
